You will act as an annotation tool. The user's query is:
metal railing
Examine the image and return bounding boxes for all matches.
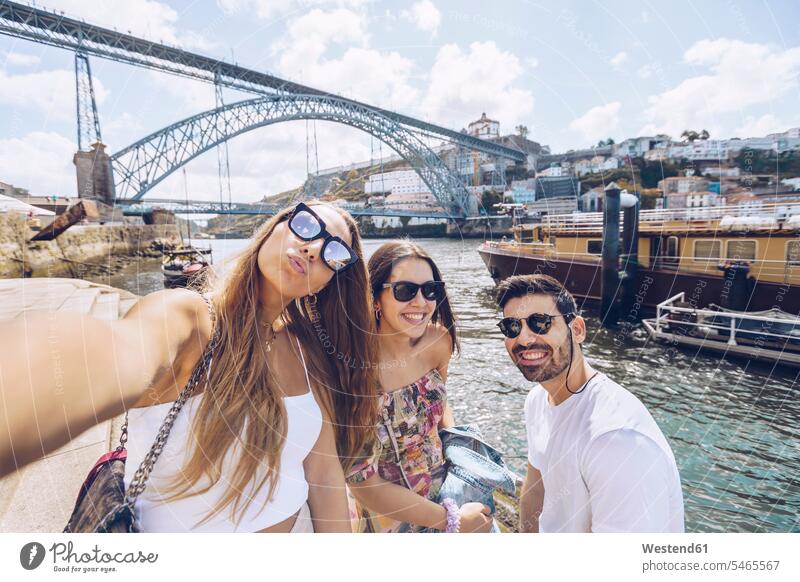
[539,202,800,233]
[653,292,800,347]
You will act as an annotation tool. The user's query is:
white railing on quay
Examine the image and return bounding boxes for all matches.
[654,292,800,347]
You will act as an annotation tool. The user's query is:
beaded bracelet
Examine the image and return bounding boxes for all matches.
[440,498,460,533]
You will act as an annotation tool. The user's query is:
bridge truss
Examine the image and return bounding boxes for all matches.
[112,94,476,216]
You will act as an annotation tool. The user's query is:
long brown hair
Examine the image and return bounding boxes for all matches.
[166,201,378,524]
[368,239,459,355]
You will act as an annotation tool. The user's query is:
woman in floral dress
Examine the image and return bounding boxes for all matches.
[347,240,493,533]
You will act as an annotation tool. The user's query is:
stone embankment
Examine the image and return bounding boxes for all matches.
[0,278,135,532]
[0,214,182,279]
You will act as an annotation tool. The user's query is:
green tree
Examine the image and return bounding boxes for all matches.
[481,189,504,214]
[681,130,700,143]
[632,159,681,189]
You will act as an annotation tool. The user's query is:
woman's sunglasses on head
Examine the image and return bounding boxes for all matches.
[287,203,359,273]
[497,312,575,339]
[382,281,446,302]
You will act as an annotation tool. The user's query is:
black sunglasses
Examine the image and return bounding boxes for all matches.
[497,312,575,338]
[287,203,359,273]
[382,281,446,302]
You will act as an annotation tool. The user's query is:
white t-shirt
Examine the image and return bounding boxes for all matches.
[524,373,685,533]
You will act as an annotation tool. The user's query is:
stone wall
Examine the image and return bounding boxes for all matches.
[446,215,514,239]
[0,214,181,278]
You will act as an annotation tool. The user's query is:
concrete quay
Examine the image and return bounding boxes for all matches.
[0,278,136,533]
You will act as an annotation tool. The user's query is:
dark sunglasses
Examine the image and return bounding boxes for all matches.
[287,203,359,273]
[497,312,575,338]
[382,281,446,302]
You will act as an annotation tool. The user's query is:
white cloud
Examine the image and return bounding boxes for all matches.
[0,132,77,196]
[270,8,420,110]
[402,0,441,36]
[1,51,41,68]
[45,0,214,50]
[422,42,533,128]
[610,51,628,69]
[148,72,217,113]
[0,69,108,121]
[272,8,370,78]
[311,47,420,108]
[637,64,654,79]
[734,114,790,138]
[569,102,621,143]
[103,112,146,141]
[643,38,800,136]
[217,0,367,20]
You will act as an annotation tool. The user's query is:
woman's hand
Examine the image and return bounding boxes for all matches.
[457,502,493,533]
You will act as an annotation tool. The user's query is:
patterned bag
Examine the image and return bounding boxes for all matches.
[63,295,216,533]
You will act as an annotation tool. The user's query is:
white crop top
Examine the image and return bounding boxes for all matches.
[123,338,323,532]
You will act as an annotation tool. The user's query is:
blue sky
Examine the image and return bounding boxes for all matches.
[1,0,799,202]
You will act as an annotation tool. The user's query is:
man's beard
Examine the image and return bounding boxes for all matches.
[513,337,571,383]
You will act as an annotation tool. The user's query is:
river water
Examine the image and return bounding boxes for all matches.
[91,237,800,533]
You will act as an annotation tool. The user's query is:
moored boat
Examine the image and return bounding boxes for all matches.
[162,246,213,289]
[478,201,800,315]
[643,292,800,368]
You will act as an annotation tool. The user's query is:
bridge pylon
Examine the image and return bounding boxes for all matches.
[73,52,116,218]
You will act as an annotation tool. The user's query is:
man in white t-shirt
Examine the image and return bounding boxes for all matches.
[495,274,684,533]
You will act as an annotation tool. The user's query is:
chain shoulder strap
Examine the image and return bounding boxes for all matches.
[123,292,218,506]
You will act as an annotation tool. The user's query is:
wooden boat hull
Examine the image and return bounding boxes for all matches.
[478,245,800,315]
[162,266,208,289]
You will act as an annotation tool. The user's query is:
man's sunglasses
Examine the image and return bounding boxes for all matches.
[287,203,359,273]
[497,312,575,339]
[382,281,446,302]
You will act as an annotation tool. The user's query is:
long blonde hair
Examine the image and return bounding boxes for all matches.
[165,202,378,524]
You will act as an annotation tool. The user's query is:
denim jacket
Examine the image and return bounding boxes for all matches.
[435,425,517,531]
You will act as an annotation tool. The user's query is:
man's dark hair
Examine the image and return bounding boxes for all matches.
[495,274,577,319]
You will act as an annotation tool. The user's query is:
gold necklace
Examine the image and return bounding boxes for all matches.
[260,319,277,352]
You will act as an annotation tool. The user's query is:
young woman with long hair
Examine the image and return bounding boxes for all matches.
[347,240,492,533]
[0,201,378,532]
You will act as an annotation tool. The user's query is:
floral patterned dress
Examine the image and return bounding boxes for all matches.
[346,369,447,533]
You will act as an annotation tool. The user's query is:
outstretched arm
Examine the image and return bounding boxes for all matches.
[0,289,212,477]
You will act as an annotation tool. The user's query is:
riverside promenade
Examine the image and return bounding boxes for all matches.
[0,278,136,533]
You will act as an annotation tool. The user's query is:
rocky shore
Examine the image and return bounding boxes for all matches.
[0,214,182,279]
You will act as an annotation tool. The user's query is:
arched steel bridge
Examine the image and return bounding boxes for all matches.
[110,94,475,216]
[0,2,529,218]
